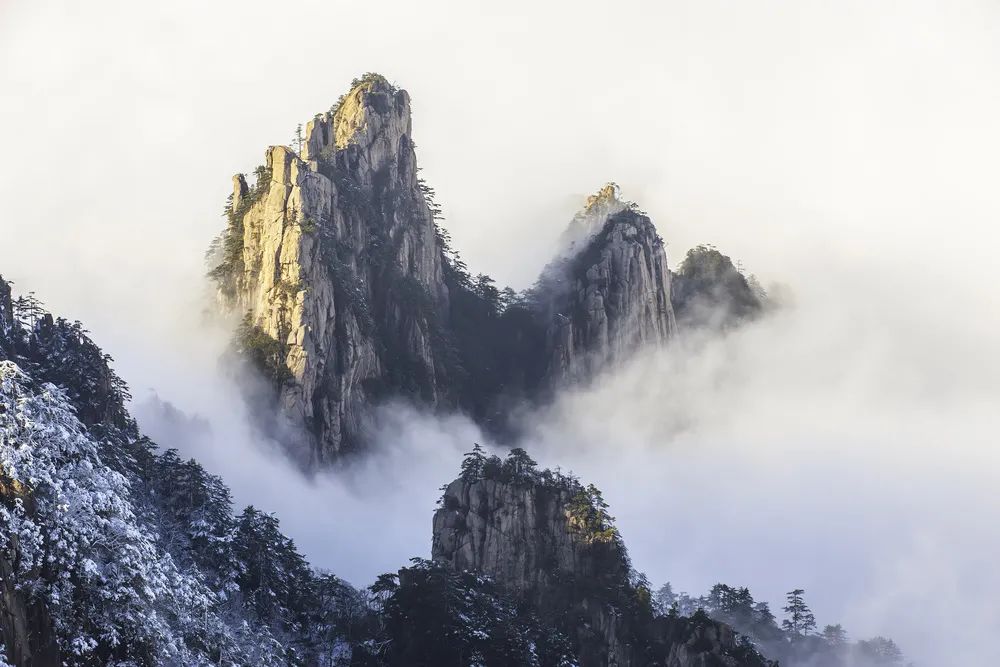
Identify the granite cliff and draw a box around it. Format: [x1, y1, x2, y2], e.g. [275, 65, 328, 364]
[209, 74, 760, 464]
[210, 74, 450, 464]
[432, 448, 773, 667]
[533, 183, 676, 383]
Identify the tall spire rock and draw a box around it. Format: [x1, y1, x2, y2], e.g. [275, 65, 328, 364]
[209, 73, 449, 464]
[534, 185, 677, 383]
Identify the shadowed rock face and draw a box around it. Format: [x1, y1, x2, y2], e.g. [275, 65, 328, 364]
[535, 189, 677, 384]
[432, 470, 773, 667]
[212, 76, 760, 464]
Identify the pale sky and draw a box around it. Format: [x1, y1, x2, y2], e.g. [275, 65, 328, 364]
[3, 2, 1000, 663]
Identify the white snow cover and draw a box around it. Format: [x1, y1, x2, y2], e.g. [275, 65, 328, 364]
[0, 360, 287, 665]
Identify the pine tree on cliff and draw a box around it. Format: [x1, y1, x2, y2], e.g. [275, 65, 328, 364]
[502, 447, 538, 481]
[460, 443, 487, 481]
[781, 589, 817, 637]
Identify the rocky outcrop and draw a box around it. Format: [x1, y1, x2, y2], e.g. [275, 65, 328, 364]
[211, 74, 450, 464]
[211, 75, 763, 464]
[433, 475, 631, 605]
[670, 246, 763, 330]
[535, 184, 677, 383]
[432, 458, 773, 667]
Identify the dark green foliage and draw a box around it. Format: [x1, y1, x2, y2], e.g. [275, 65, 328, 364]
[567, 483, 618, 544]
[459, 443, 487, 481]
[671, 244, 763, 328]
[500, 447, 537, 482]
[436, 220, 548, 431]
[235, 314, 292, 387]
[782, 588, 817, 637]
[422, 178, 550, 428]
[310, 573, 377, 664]
[360, 558, 576, 667]
[233, 507, 315, 636]
[6, 294, 133, 434]
[208, 164, 272, 297]
[150, 449, 236, 581]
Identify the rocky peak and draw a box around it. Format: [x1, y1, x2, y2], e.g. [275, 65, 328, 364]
[432, 449, 773, 667]
[209, 77, 759, 465]
[556, 182, 628, 259]
[302, 74, 417, 192]
[537, 188, 677, 383]
[209, 73, 448, 464]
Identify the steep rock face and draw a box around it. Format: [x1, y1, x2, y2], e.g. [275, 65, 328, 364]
[212, 76, 766, 465]
[433, 465, 770, 667]
[212, 79, 682, 463]
[433, 477, 630, 603]
[536, 186, 677, 383]
[213, 75, 449, 463]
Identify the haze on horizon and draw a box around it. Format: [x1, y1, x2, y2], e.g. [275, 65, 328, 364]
[2, 1, 999, 665]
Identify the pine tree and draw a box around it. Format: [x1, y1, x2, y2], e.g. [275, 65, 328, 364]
[781, 589, 817, 637]
[233, 506, 313, 636]
[502, 447, 537, 481]
[460, 443, 487, 482]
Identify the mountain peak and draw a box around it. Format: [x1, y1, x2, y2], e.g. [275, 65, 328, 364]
[432, 449, 773, 666]
[556, 182, 629, 260]
[584, 181, 622, 210]
[302, 73, 410, 162]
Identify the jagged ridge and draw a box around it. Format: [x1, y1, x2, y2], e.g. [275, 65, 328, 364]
[209, 74, 762, 465]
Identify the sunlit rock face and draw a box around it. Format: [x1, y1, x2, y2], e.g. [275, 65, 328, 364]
[211, 75, 763, 465]
[212, 74, 449, 464]
[432, 468, 772, 667]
